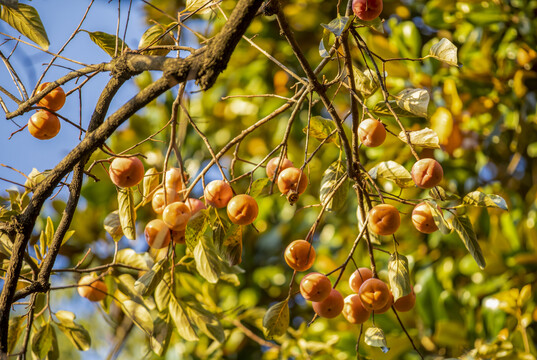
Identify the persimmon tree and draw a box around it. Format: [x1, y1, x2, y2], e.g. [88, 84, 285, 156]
[1, 0, 536, 359]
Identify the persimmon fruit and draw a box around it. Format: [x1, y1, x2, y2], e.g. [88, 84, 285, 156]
[144, 219, 172, 249]
[358, 278, 391, 311]
[226, 194, 258, 225]
[277, 167, 308, 195]
[394, 288, 416, 312]
[204, 180, 233, 208]
[369, 204, 400, 236]
[352, 0, 383, 21]
[37, 82, 66, 111]
[28, 110, 61, 140]
[411, 158, 443, 189]
[284, 240, 316, 271]
[109, 157, 145, 188]
[162, 201, 191, 231]
[412, 202, 439, 234]
[266, 157, 294, 180]
[312, 289, 344, 318]
[349, 267, 373, 293]
[342, 294, 370, 324]
[77, 275, 108, 302]
[300, 272, 332, 302]
[358, 118, 386, 147]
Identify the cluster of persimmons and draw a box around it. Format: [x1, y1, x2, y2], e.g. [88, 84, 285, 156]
[28, 83, 65, 140]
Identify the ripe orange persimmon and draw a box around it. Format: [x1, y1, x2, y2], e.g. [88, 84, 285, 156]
[28, 110, 61, 140]
[284, 240, 316, 271]
[342, 294, 370, 324]
[227, 194, 258, 225]
[266, 157, 294, 180]
[162, 202, 191, 231]
[349, 267, 373, 293]
[300, 272, 332, 302]
[37, 82, 66, 111]
[358, 278, 391, 311]
[411, 158, 443, 189]
[151, 188, 177, 214]
[369, 204, 400, 236]
[204, 180, 234, 208]
[277, 167, 308, 195]
[412, 202, 439, 234]
[375, 292, 393, 314]
[77, 275, 108, 302]
[165, 168, 184, 196]
[109, 157, 145, 188]
[352, 0, 383, 21]
[358, 118, 386, 147]
[312, 289, 344, 318]
[394, 288, 416, 312]
[144, 219, 172, 249]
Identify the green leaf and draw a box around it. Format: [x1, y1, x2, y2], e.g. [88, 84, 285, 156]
[319, 160, 348, 212]
[0, 1, 19, 9]
[462, 191, 508, 211]
[428, 38, 458, 67]
[263, 300, 289, 339]
[55, 311, 91, 351]
[185, 0, 218, 14]
[61, 230, 75, 246]
[249, 178, 270, 198]
[83, 30, 128, 57]
[134, 259, 167, 297]
[0, 4, 49, 50]
[395, 88, 430, 118]
[194, 237, 221, 284]
[398, 128, 440, 149]
[187, 303, 225, 343]
[169, 295, 198, 341]
[364, 326, 389, 352]
[319, 28, 334, 58]
[369, 161, 414, 188]
[372, 100, 419, 118]
[103, 210, 123, 242]
[353, 67, 382, 97]
[24, 168, 51, 191]
[320, 16, 351, 37]
[429, 186, 460, 201]
[425, 200, 452, 234]
[305, 116, 339, 146]
[451, 215, 486, 269]
[214, 219, 243, 266]
[117, 187, 136, 240]
[142, 168, 160, 205]
[138, 23, 175, 56]
[150, 315, 173, 356]
[185, 209, 209, 251]
[354, 16, 384, 33]
[388, 252, 411, 301]
[31, 323, 55, 359]
[115, 248, 149, 270]
[154, 275, 171, 313]
[45, 216, 54, 247]
[0, 232, 13, 257]
[121, 300, 154, 336]
[518, 284, 532, 308]
[7, 316, 25, 354]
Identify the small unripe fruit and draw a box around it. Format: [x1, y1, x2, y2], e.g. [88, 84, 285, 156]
[349, 267, 373, 293]
[342, 294, 370, 324]
[412, 202, 438, 234]
[284, 240, 316, 271]
[312, 289, 344, 318]
[352, 0, 383, 21]
[358, 119, 386, 147]
[28, 111, 61, 140]
[277, 167, 308, 195]
[358, 278, 391, 311]
[394, 288, 416, 312]
[369, 204, 400, 236]
[77, 275, 108, 302]
[109, 157, 145, 188]
[227, 194, 258, 225]
[300, 273, 332, 302]
[37, 82, 66, 111]
[162, 202, 191, 231]
[411, 158, 443, 189]
[266, 157, 294, 180]
[185, 198, 206, 216]
[145, 219, 172, 249]
[204, 180, 234, 208]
